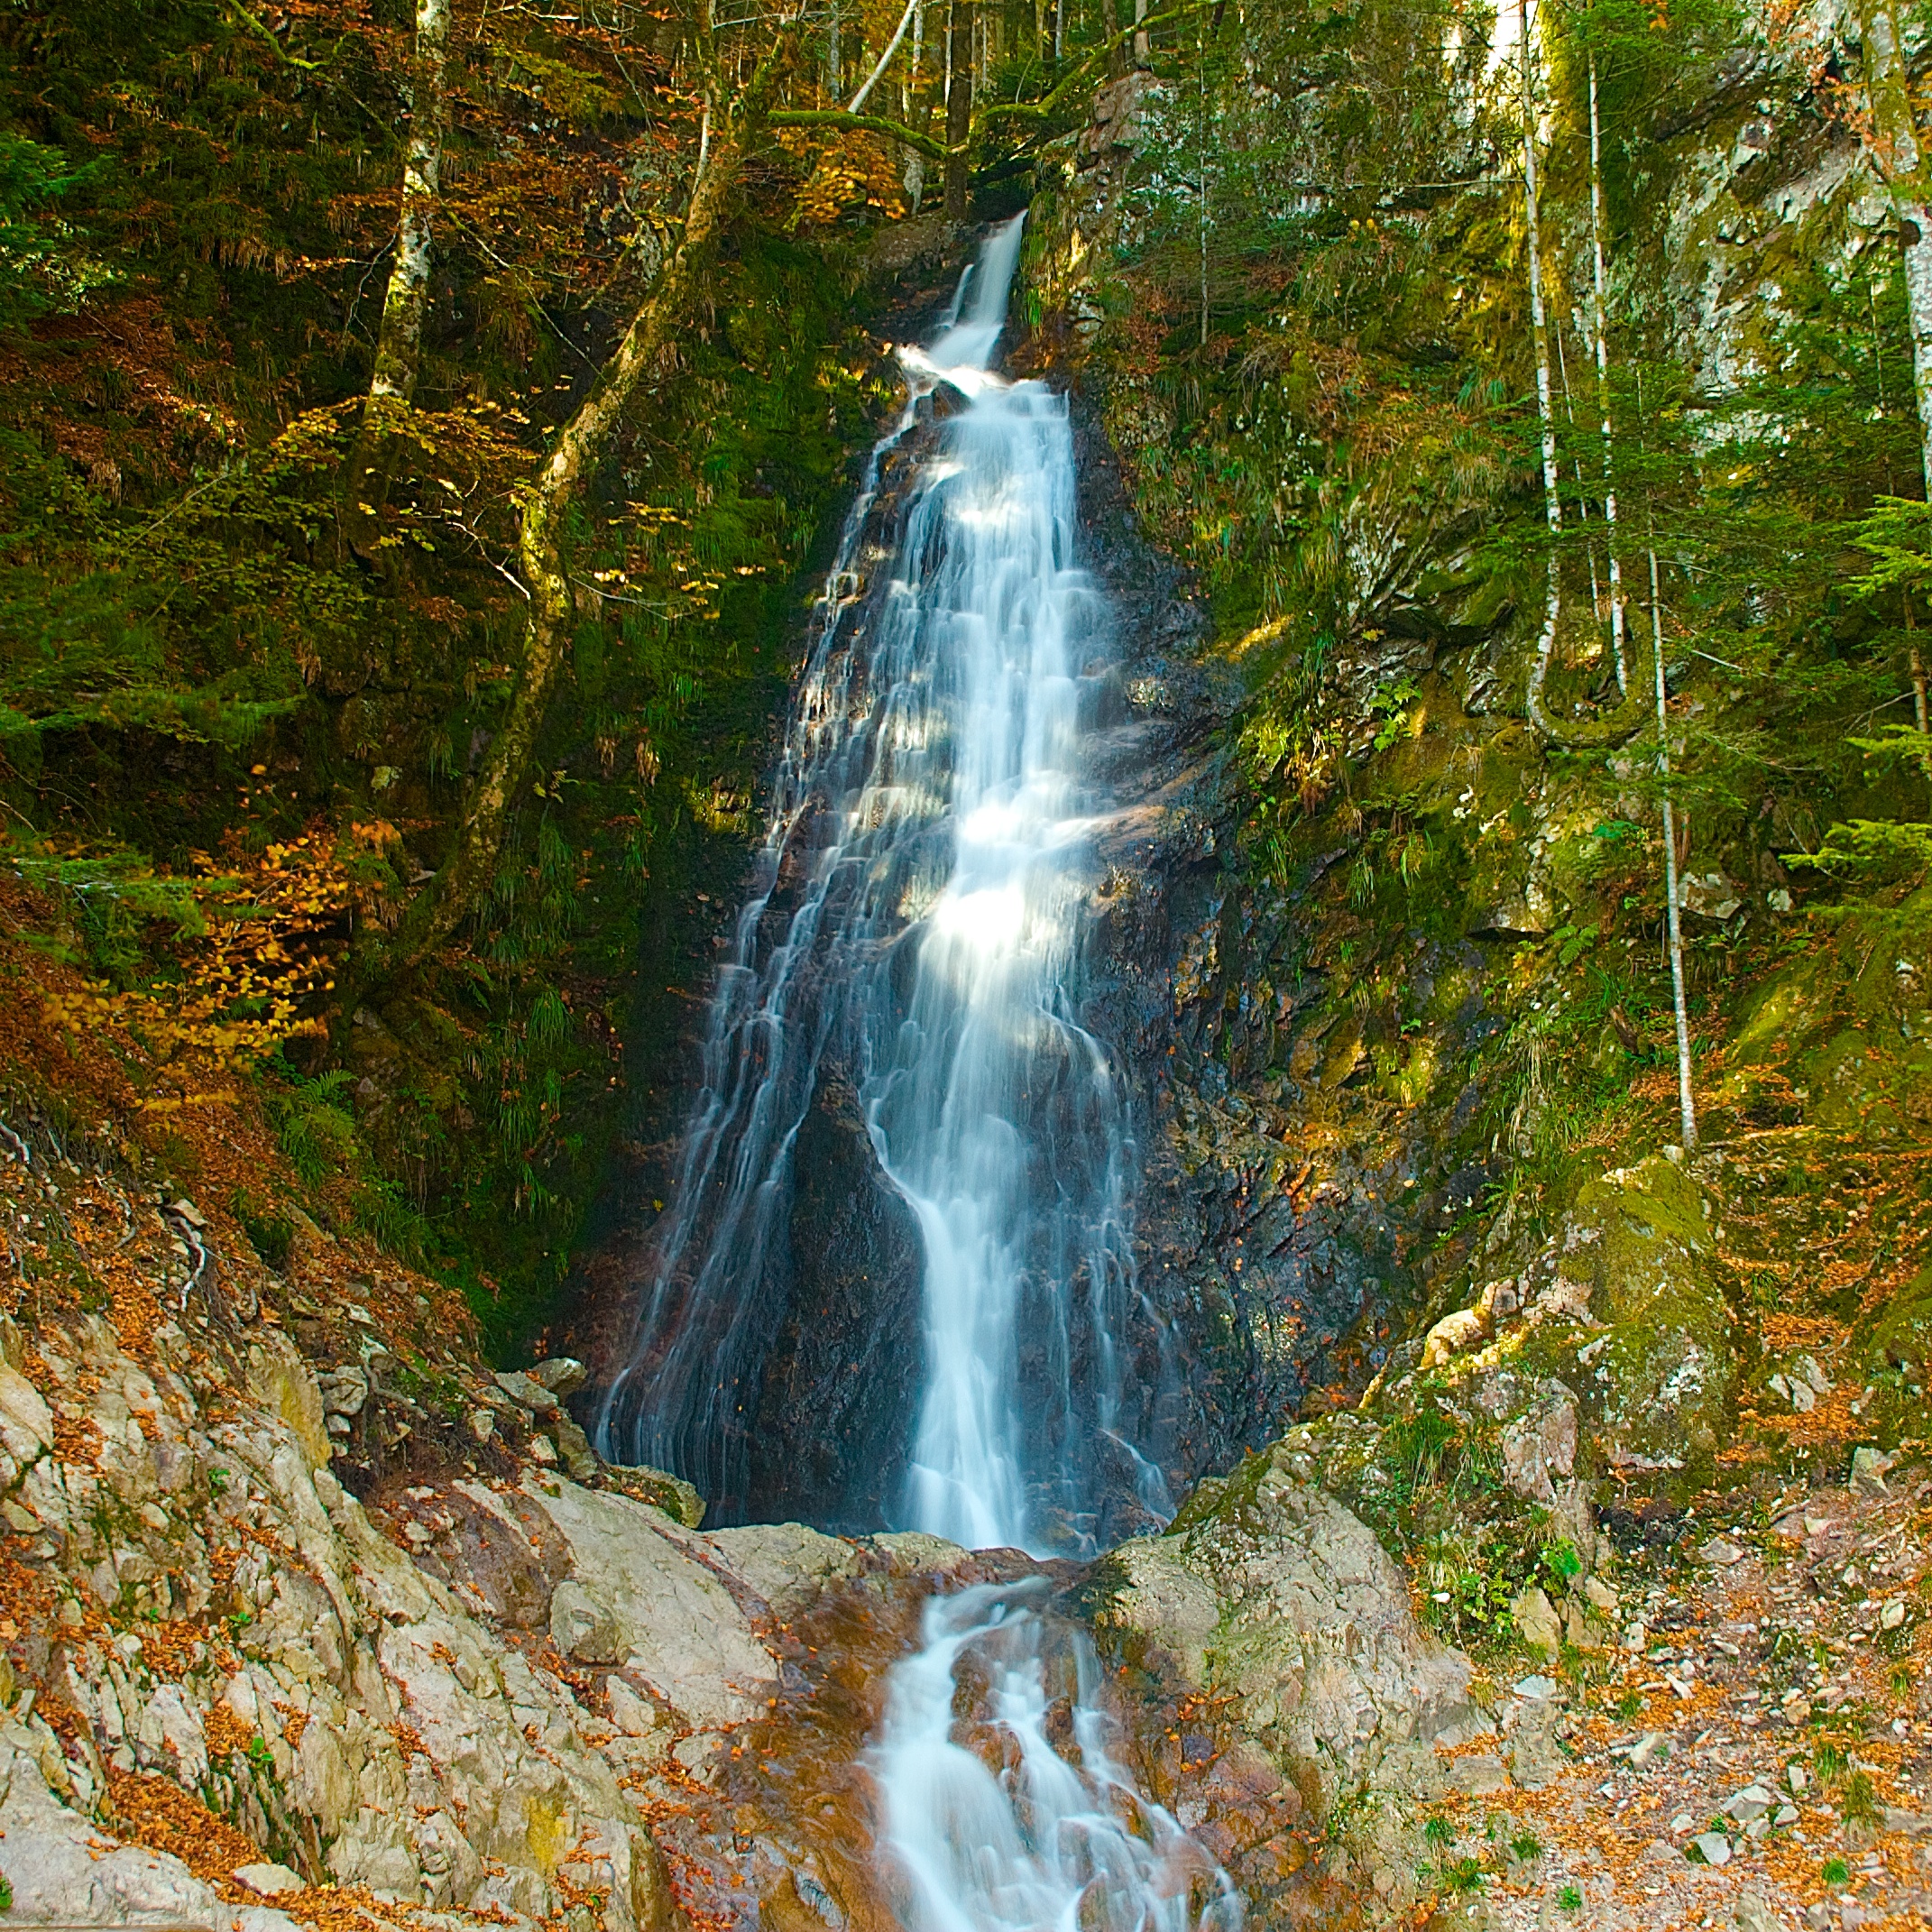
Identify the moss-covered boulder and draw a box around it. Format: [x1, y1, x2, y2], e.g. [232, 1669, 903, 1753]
[1721, 896, 1932, 1137]
[1096, 1439, 1485, 1828]
[1513, 1154, 1733, 1493]
[1851, 1260, 1932, 1451]
[1863, 1260, 1932, 1382]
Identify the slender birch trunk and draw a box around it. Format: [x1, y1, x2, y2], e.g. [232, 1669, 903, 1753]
[389, 28, 798, 971]
[944, 0, 974, 216]
[368, 0, 451, 411]
[347, 0, 449, 547]
[1857, 0, 1932, 489]
[1519, 0, 1565, 739]
[849, 0, 918, 109]
[1587, 49, 1629, 693]
[1554, 317, 1604, 632]
[1649, 543, 1697, 1150]
[906, 0, 927, 202]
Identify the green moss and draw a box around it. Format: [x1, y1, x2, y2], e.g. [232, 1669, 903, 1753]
[1502, 1158, 1731, 1493]
[1854, 1261, 1932, 1452]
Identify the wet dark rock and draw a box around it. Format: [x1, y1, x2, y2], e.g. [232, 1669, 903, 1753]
[565, 326, 1522, 1539]
[1064, 382, 1444, 1483]
[741, 1067, 924, 1532]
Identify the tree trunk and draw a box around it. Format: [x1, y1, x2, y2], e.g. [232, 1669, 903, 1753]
[1587, 50, 1628, 694]
[1649, 544, 1697, 1151]
[1518, 0, 1565, 741]
[369, 0, 450, 412]
[345, 0, 449, 561]
[1552, 315, 1601, 637]
[388, 31, 797, 972]
[1197, 16, 1209, 345]
[1858, 0, 1932, 488]
[1133, 0, 1149, 63]
[849, 0, 918, 110]
[944, 0, 974, 216]
[1099, 0, 1124, 78]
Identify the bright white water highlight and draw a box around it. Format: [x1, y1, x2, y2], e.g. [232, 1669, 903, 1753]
[597, 216, 1173, 1553]
[875, 1583, 1241, 1932]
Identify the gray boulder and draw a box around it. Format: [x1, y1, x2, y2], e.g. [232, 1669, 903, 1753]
[0, 1734, 299, 1932]
[1100, 1440, 1484, 1820]
[523, 1476, 778, 1728]
[550, 1578, 624, 1664]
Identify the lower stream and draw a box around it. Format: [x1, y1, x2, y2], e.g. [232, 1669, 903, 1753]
[877, 1584, 1241, 1932]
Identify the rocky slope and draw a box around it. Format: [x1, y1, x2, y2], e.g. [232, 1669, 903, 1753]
[0, 912, 1479, 1932]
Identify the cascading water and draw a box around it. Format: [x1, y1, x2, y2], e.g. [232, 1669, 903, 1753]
[594, 221, 1235, 1932]
[596, 214, 1173, 1553]
[874, 1582, 1242, 1932]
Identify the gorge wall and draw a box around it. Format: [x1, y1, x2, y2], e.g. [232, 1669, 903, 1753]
[4, 0, 1932, 1923]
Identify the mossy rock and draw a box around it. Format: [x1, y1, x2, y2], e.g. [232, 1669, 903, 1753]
[1723, 903, 1932, 1135]
[603, 1461, 706, 1527]
[1798, 1028, 1930, 1138]
[1104, 1441, 1483, 1823]
[1864, 1261, 1932, 1380]
[1726, 950, 1840, 1072]
[1453, 737, 1550, 935]
[1513, 1155, 1731, 1495]
[1852, 1261, 1932, 1449]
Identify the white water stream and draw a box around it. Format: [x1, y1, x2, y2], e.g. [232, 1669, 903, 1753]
[875, 1583, 1242, 1932]
[871, 219, 1161, 1551]
[598, 215, 1173, 1554]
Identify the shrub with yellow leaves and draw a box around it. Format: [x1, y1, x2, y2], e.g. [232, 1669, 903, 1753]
[780, 130, 907, 228]
[23, 827, 357, 1084]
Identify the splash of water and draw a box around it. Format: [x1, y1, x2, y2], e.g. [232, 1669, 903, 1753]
[596, 215, 1172, 1552]
[874, 1582, 1242, 1932]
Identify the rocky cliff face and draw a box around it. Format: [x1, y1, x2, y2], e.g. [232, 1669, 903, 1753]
[1004, 0, 1932, 1475]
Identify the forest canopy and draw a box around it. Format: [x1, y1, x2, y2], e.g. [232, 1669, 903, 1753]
[3, 0, 1927, 1349]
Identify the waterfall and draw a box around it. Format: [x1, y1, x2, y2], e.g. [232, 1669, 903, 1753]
[874, 1582, 1242, 1932]
[596, 215, 1172, 1554]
